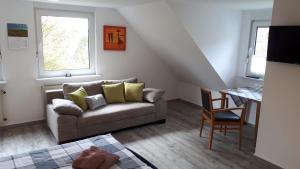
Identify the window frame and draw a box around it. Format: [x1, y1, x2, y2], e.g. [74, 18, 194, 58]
[35, 9, 96, 78]
[246, 20, 271, 78]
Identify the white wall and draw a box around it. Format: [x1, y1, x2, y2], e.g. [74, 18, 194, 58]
[119, 1, 226, 90]
[0, 0, 177, 126]
[168, 1, 242, 87]
[255, 0, 300, 168]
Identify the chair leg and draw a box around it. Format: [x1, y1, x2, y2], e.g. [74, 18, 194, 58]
[208, 125, 215, 150]
[224, 125, 227, 136]
[239, 124, 243, 150]
[199, 115, 205, 137]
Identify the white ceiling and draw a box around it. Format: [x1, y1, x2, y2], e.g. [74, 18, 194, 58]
[166, 0, 274, 10]
[23, 0, 160, 8]
[22, 0, 273, 9]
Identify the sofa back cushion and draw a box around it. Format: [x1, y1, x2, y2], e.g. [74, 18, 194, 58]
[63, 81, 103, 100]
[103, 77, 138, 85]
[102, 83, 126, 104]
[124, 82, 145, 102]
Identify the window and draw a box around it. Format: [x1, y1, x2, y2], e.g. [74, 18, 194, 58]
[246, 21, 271, 78]
[36, 9, 95, 78]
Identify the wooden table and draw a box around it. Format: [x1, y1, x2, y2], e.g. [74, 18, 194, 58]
[219, 87, 262, 145]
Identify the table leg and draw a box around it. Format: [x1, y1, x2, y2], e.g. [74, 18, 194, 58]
[254, 102, 261, 145]
[220, 93, 226, 109]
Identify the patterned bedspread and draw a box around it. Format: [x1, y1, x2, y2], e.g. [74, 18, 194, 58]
[0, 134, 152, 169]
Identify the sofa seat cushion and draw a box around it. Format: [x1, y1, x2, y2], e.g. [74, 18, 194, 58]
[78, 102, 155, 128]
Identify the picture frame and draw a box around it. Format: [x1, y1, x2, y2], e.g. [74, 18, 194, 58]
[103, 25, 126, 51]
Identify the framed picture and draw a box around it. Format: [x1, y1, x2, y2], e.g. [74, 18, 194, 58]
[7, 23, 28, 50]
[103, 25, 126, 51]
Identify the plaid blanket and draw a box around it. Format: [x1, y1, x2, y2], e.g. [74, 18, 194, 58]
[0, 134, 152, 169]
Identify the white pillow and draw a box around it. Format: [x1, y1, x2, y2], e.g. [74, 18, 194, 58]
[85, 94, 107, 110]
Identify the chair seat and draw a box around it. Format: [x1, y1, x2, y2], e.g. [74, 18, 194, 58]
[214, 111, 241, 121]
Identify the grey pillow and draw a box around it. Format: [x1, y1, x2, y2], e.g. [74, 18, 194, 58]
[63, 80, 104, 100]
[85, 94, 107, 110]
[52, 99, 83, 116]
[143, 88, 165, 103]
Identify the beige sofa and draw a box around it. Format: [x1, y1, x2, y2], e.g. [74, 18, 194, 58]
[45, 78, 167, 143]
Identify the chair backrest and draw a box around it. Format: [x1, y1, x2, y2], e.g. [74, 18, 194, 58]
[201, 88, 212, 111]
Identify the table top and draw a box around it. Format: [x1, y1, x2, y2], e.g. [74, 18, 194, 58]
[220, 87, 262, 102]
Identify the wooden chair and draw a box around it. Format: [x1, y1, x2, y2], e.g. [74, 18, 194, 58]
[199, 88, 246, 150]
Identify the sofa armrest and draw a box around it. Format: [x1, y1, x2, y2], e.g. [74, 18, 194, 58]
[47, 104, 77, 143]
[154, 98, 167, 120]
[45, 89, 64, 104]
[143, 88, 165, 103]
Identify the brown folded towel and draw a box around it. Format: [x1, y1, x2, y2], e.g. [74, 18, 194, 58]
[73, 147, 105, 169]
[98, 150, 120, 169]
[73, 146, 120, 169]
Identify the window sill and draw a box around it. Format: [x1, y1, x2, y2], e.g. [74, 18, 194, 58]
[241, 76, 264, 82]
[0, 81, 7, 84]
[36, 74, 102, 85]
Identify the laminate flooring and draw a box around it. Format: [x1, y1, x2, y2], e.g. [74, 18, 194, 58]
[0, 100, 281, 169]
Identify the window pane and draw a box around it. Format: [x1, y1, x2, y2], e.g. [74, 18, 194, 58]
[41, 16, 89, 71]
[250, 55, 267, 75]
[250, 27, 269, 76]
[254, 27, 269, 57]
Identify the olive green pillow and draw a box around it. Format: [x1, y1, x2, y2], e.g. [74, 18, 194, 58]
[124, 82, 145, 102]
[68, 86, 88, 111]
[102, 83, 125, 103]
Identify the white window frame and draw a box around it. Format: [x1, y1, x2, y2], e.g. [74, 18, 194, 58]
[0, 44, 3, 81]
[246, 20, 271, 78]
[35, 9, 96, 78]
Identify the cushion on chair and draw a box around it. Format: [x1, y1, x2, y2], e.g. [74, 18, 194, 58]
[214, 111, 240, 121]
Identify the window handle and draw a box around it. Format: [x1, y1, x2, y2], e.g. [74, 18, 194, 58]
[246, 48, 254, 63]
[248, 48, 254, 57]
[65, 73, 72, 77]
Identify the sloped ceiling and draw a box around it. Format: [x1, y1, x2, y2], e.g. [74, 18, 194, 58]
[167, 0, 244, 87]
[166, 0, 273, 10]
[22, 0, 273, 9]
[119, 1, 226, 89]
[23, 0, 160, 8]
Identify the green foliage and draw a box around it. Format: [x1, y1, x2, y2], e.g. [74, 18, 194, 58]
[41, 16, 89, 71]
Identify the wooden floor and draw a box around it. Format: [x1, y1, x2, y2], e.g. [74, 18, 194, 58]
[0, 100, 281, 169]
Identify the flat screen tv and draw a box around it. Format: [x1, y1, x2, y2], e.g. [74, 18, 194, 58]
[267, 26, 300, 64]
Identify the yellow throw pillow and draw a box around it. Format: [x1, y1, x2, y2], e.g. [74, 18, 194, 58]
[102, 83, 125, 103]
[68, 86, 88, 111]
[124, 82, 145, 102]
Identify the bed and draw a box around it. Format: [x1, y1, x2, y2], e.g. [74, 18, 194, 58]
[0, 134, 157, 169]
